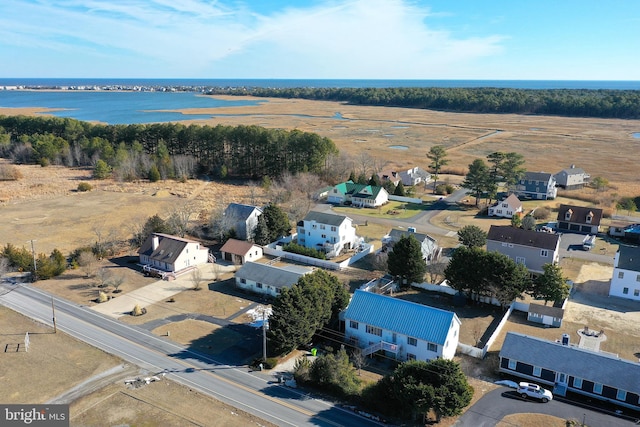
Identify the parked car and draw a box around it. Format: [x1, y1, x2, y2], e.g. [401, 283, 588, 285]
[517, 382, 553, 402]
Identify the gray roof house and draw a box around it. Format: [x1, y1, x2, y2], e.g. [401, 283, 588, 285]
[223, 203, 263, 241]
[516, 171, 557, 200]
[554, 165, 590, 190]
[499, 332, 640, 410]
[556, 204, 603, 235]
[138, 233, 210, 275]
[382, 228, 439, 263]
[235, 262, 312, 297]
[219, 238, 263, 265]
[527, 303, 565, 328]
[609, 245, 640, 301]
[487, 225, 560, 274]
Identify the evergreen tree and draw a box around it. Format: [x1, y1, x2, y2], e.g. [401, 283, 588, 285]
[521, 215, 536, 230]
[262, 203, 291, 241]
[461, 158, 492, 206]
[393, 180, 406, 196]
[347, 171, 357, 182]
[382, 180, 396, 194]
[530, 263, 570, 304]
[387, 234, 427, 286]
[368, 174, 381, 186]
[252, 214, 271, 245]
[356, 173, 368, 185]
[93, 159, 111, 179]
[148, 164, 161, 182]
[457, 225, 487, 248]
[427, 145, 449, 194]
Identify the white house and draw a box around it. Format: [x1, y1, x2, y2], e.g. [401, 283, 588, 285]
[223, 203, 263, 241]
[296, 211, 358, 258]
[609, 245, 640, 301]
[379, 167, 431, 187]
[488, 194, 523, 218]
[138, 233, 210, 274]
[235, 262, 313, 297]
[327, 181, 389, 207]
[219, 238, 263, 265]
[554, 165, 590, 190]
[382, 228, 439, 263]
[343, 290, 461, 362]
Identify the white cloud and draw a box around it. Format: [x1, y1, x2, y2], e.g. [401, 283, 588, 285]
[0, 0, 505, 78]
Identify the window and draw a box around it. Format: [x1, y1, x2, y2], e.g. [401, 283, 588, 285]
[508, 359, 516, 370]
[586, 214, 592, 224]
[320, 225, 325, 230]
[540, 249, 549, 257]
[240, 278, 246, 284]
[623, 287, 629, 294]
[312, 224, 317, 229]
[321, 234, 327, 239]
[533, 366, 541, 377]
[366, 325, 382, 336]
[637, 274, 640, 282]
[502, 242, 508, 247]
[256, 283, 263, 289]
[407, 337, 417, 346]
[573, 377, 582, 389]
[617, 389, 627, 401]
[593, 383, 603, 394]
[427, 342, 437, 352]
[508, 243, 514, 248]
[349, 320, 359, 330]
[406, 353, 416, 361]
[331, 226, 337, 232]
[619, 271, 625, 279]
[635, 289, 640, 297]
[276, 288, 281, 294]
[515, 257, 526, 265]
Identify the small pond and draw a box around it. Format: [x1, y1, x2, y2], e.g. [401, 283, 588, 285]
[389, 145, 409, 150]
[632, 132, 640, 139]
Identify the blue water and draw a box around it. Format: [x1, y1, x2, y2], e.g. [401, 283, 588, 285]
[0, 90, 263, 124]
[2, 78, 640, 90]
[1, 78, 639, 125]
[633, 132, 640, 139]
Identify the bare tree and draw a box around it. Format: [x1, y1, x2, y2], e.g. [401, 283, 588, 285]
[78, 251, 99, 278]
[356, 152, 375, 178]
[111, 274, 125, 293]
[0, 257, 10, 277]
[167, 201, 197, 237]
[173, 155, 197, 180]
[351, 349, 367, 376]
[323, 152, 353, 183]
[425, 261, 447, 284]
[95, 267, 113, 288]
[210, 262, 222, 282]
[191, 268, 204, 291]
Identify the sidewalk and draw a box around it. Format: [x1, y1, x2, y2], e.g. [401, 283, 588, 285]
[91, 263, 237, 318]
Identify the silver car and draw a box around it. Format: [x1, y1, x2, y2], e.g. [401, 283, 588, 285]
[516, 382, 553, 402]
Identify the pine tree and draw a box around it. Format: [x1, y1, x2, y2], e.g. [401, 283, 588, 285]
[393, 180, 406, 196]
[387, 234, 427, 286]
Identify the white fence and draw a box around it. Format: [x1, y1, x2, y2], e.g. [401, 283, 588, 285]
[264, 237, 374, 270]
[388, 195, 424, 204]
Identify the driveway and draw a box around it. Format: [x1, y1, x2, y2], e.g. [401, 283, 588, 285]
[455, 386, 639, 427]
[558, 232, 615, 265]
[91, 263, 236, 318]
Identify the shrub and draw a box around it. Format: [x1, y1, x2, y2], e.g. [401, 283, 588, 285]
[435, 184, 448, 195]
[98, 291, 108, 303]
[77, 182, 93, 192]
[0, 164, 22, 180]
[283, 242, 326, 260]
[532, 206, 550, 220]
[131, 304, 146, 316]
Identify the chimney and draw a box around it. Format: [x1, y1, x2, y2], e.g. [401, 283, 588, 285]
[561, 333, 570, 346]
[152, 235, 159, 251]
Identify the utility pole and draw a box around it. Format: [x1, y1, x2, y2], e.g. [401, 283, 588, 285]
[51, 298, 57, 333]
[262, 308, 267, 362]
[28, 239, 37, 282]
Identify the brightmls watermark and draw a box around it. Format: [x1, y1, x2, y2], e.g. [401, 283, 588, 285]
[1, 405, 68, 426]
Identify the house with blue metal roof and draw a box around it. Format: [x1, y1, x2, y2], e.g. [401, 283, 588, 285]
[343, 290, 461, 361]
[499, 332, 640, 411]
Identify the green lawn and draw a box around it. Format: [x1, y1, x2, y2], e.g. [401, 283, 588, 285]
[332, 201, 432, 219]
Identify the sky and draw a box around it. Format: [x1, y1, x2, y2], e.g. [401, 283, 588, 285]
[1, 0, 639, 80]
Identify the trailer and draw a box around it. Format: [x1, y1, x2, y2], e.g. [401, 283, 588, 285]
[582, 234, 596, 251]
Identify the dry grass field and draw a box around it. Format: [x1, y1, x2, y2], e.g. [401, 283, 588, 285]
[1, 99, 639, 425]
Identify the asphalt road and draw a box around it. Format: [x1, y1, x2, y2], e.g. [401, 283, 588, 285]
[0, 282, 384, 427]
[455, 387, 639, 427]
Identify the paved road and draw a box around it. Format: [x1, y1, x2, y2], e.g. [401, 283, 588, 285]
[0, 282, 384, 427]
[455, 387, 639, 427]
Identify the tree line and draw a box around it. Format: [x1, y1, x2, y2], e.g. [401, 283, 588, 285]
[205, 86, 640, 119]
[0, 115, 337, 179]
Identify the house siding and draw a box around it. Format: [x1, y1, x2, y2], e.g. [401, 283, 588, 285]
[486, 241, 555, 274]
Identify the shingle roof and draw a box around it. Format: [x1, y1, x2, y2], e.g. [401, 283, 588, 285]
[220, 238, 259, 256]
[224, 203, 262, 221]
[487, 225, 559, 250]
[500, 332, 640, 393]
[303, 211, 350, 227]
[556, 204, 603, 226]
[138, 233, 194, 264]
[559, 167, 586, 175]
[388, 229, 434, 244]
[616, 245, 640, 272]
[235, 262, 312, 289]
[528, 303, 564, 319]
[522, 171, 553, 182]
[343, 290, 459, 345]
